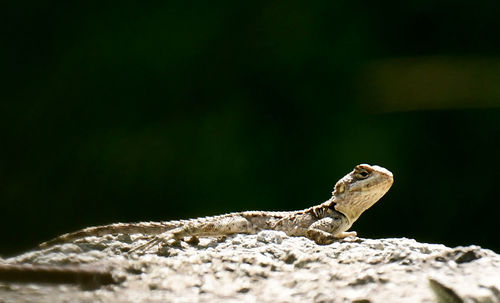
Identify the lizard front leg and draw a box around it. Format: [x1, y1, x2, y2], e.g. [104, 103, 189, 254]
[305, 215, 353, 245]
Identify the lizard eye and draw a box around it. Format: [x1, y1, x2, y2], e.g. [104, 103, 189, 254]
[355, 169, 370, 180]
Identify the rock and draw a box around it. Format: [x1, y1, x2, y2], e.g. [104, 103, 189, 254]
[0, 232, 499, 303]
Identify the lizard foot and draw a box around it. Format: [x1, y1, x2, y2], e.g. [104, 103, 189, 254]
[306, 229, 336, 245]
[334, 231, 357, 239]
[332, 231, 358, 243]
[314, 237, 335, 245]
[185, 236, 199, 245]
[128, 238, 161, 254]
[129, 232, 177, 254]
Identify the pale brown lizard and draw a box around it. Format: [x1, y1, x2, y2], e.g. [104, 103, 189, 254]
[39, 164, 393, 252]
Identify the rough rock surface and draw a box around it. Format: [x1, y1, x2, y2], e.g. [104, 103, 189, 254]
[1, 232, 499, 303]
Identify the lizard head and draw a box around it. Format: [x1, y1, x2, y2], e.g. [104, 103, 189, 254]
[330, 164, 393, 224]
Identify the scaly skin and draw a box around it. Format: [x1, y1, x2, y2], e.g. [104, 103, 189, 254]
[39, 164, 393, 251]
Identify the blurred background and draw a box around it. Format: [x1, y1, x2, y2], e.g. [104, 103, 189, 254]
[1, 1, 499, 256]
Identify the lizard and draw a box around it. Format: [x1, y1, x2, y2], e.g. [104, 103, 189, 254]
[39, 164, 393, 252]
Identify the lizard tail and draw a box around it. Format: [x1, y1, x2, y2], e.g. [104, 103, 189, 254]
[39, 221, 177, 248]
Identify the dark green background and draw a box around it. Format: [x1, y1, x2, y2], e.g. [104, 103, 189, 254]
[2, 1, 500, 256]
